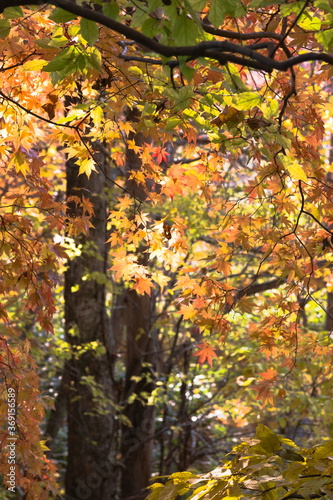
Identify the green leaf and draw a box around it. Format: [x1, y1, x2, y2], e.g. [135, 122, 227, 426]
[49, 8, 77, 23]
[43, 47, 77, 72]
[183, 0, 206, 29]
[47, 25, 69, 47]
[315, 29, 333, 50]
[187, 0, 207, 9]
[280, 1, 306, 17]
[261, 98, 279, 118]
[276, 449, 304, 461]
[298, 12, 321, 30]
[227, 0, 247, 17]
[34, 38, 52, 49]
[250, 0, 281, 6]
[275, 133, 291, 150]
[164, 118, 182, 131]
[173, 13, 199, 45]
[3, 6, 23, 19]
[142, 18, 159, 38]
[77, 54, 86, 72]
[256, 424, 281, 453]
[148, 0, 162, 11]
[315, 0, 333, 13]
[179, 57, 195, 82]
[232, 92, 261, 110]
[209, 0, 245, 26]
[102, 2, 119, 19]
[86, 48, 102, 71]
[68, 25, 80, 37]
[173, 86, 194, 112]
[0, 19, 11, 39]
[209, 0, 226, 28]
[80, 18, 99, 46]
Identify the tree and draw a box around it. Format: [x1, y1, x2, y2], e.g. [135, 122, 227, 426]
[1, 0, 333, 499]
[64, 155, 116, 497]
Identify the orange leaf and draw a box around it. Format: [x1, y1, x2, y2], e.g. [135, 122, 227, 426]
[253, 380, 275, 405]
[193, 342, 218, 366]
[259, 368, 278, 381]
[133, 276, 154, 295]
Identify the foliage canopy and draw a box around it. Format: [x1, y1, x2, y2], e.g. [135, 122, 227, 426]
[1, 0, 333, 498]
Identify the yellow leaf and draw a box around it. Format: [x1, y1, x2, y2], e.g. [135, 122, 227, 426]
[128, 66, 143, 76]
[22, 59, 48, 71]
[78, 158, 97, 178]
[152, 272, 170, 291]
[8, 149, 29, 176]
[90, 106, 104, 127]
[280, 154, 307, 182]
[180, 303, 197, 320]
[121, 121, 135, 135]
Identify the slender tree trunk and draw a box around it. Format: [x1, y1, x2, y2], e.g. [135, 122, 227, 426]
[325, 148, 333, 331]
[64, 157, 116, 500]
[45, 370, 67, 457]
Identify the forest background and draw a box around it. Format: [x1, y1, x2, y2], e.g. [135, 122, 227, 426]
[1, 0, 333, 499]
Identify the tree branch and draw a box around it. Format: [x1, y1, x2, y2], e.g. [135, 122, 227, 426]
[1, 0, 333, 73]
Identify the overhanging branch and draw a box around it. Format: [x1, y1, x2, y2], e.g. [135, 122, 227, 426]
[1, 0, 333, 72]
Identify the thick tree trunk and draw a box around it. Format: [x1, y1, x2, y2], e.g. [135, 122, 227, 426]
[119, 290, 156, 500]
[119, 107, 158, 499]
[64, 159, 116, 500]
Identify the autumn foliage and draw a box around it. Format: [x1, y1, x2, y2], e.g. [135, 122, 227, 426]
[1, 0, 333, 498]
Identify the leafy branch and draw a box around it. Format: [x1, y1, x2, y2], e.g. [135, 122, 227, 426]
[1, 0, 333, 72]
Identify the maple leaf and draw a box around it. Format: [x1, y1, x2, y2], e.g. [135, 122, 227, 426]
[78, 158, 97, 178]
[8, 149, 30, 176]
[259, 368, 278, 381]
[180, 303, 197, 321]
[81, 196, 94, 216]
[253, 380, 275, 406]
[109, 250, 137, 280]
[120, 121, 135, 135]
[133, 276, 154, 295]
[115, 195, 133, 210]
[151, 146, 170, 165]
[193, 342, 218, 366]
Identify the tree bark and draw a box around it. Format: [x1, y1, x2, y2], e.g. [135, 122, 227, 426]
[119, 290, 157, 500]
[118, 107, 158, 500]
[64, 157, 116, 500]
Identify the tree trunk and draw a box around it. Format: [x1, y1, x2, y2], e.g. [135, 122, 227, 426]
[325, 151, 333, 331]
[119, 107, 158, 499]
[64, 158, 116, 500]
[119, 290, 157, 500]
